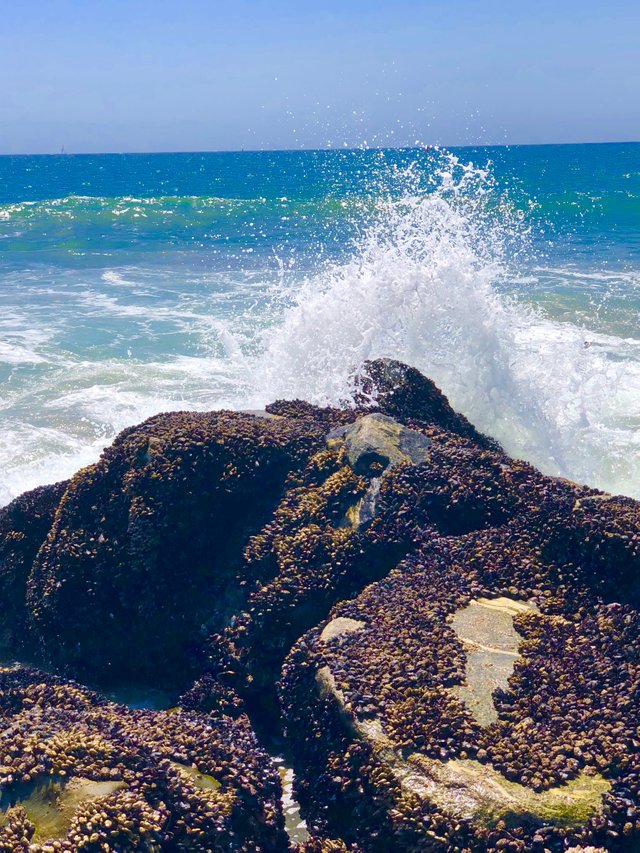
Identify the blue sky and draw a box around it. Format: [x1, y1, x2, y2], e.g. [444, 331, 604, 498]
[1, 0, 639, 153]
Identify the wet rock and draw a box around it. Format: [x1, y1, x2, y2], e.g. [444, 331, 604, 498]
[195, 437, 411, 713]
[0, 777, 126, 846]
[240, 409, 284, 420]
[281, 493, 640, 851]
[186, 373, 638, 758]
[0, 665, 286, 851]
[449, 596, 539, 727]
[327, 413, 431, 530]
[3, 360, 639, 851]
[0, 482, 67, 653]
[327, 413, 431, 477]
[538, 492, 640, 604]
[355, 357, 500, 449]
[26, 410, 325, 688]
[265, 399, 356, 431]
[319, 618, 366, 644]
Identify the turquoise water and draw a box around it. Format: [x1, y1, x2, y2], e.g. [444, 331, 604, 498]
[1, 144, 639, 502]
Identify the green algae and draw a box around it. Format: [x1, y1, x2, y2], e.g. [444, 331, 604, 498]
[409, 754, 611, 829]
[0, 776, 125, 841]
[170, 761, 221, 791]
[353, 717, 611, 830]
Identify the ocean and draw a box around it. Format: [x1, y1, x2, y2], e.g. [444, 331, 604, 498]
[1, 143, 639, 505]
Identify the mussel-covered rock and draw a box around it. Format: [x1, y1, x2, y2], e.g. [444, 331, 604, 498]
[0, 666, 286, 851]
[4, 358, 639, 851]
[192, 403, 536, 715]
[26, 411, 325, 687]
[280, 474, 640, 851]
[3, 359, 502, 692]
[198, 410, 447, 710]
[352, 357, 499, 449]
[0, 482, 67, 653]
[296, 837, 363, 852]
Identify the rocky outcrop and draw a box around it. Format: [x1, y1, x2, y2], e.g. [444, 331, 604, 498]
[352, 357, 499, 449]
[0, 665, 286, 851]
[0, 359, 638, 851]
[0, 482, 67, 653]
[26, 411, 325, 687]
[280, 488, 640, 850]
[327, 413, 432, 476]
[196, 409, 445, 713]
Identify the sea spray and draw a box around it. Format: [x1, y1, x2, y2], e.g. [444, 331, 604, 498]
[257, 151, 640, 496]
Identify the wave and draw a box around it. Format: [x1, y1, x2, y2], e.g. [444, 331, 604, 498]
[256, 152, 640, 497]
[0, 353, 251, 508]
[0, 194, 353, 226]
[1, 150, 639, 505]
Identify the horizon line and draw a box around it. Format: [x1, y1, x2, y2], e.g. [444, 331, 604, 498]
[1, 140, 639, 158]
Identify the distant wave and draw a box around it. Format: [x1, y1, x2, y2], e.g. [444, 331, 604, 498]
[0, 194, 357, 224]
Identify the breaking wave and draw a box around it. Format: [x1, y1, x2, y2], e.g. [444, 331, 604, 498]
[257, 152, 640, 496]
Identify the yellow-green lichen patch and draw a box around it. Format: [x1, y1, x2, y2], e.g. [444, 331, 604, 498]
[407, 754, 610, 829]
[0, 667, 287, 850]
[353, 695, 609, 831]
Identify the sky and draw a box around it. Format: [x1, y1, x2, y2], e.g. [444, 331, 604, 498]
[1, 0, 639, 154]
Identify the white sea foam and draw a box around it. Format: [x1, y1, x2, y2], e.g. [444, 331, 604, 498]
[101, 270, 136, 286]
[0, 352, 250, 505]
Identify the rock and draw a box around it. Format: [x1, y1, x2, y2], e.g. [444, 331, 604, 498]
[3, 360, 640, 851]
[449, 596, 539, 727]
[327, 413, 431, 477]
[211, 405, 495, 705]
[266, 358, 497, 449]
[0, 777, 126, 847]
[319, 618, 365, 644]
[193, 435, 405, 712]
[539, 492, 640, 604]
[354, 358, 500, 449]
[186, 395, 613, 727]
[239, 409, 283, 420]
[281, 462, 640, 850]
[327, 413, 432, 530]
[266, 399, 356, 431]
[26, 410, 325, 688]
[0, 666, 286, 851]
[0, 482, 67, 653]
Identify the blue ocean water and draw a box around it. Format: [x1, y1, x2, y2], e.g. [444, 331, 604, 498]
[1, 144, 639, 503]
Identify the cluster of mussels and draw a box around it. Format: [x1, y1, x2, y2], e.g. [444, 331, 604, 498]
[0, 666, 286, 851]
[25, 410, 326, 688]
[0, 358, 638, 851]
[279, 420, 640, 851]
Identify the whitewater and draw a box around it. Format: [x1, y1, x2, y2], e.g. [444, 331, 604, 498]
[1, 145, 639, 504]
